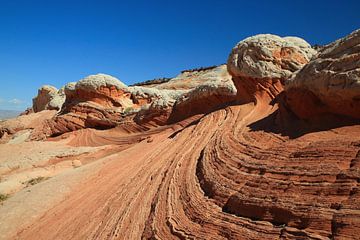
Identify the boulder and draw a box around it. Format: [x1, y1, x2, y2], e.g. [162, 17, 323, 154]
[227, 34, 316, 103]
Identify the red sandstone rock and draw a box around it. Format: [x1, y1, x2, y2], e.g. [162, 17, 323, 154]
[43, 67, 237, 136]
[0, 30, 359, 240]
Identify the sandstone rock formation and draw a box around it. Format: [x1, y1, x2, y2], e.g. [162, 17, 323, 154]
[155, 64, 230, 90]
[45, 74, 134, 136]
[43, 74, 188, 136]
[32, 85, 65, 112]
[285, 29, 360, 119]
[168, 75, 237, 122]
[228, 34, 316, 103]
[0, 30, 359, 240]
[0, 110, 57, 143]
[40, 66, 237, 136]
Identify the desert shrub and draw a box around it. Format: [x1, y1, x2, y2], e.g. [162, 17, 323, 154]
[0, 193, 9, 202]
[23, 176, 49, 187]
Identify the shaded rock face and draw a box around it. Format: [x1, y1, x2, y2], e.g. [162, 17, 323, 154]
[32, 85, 65, 112]
[227, 34, 316, 103]
[285, 29, 360, 119]
[133, 65, 237, 125]
[154, 65, 237, 122]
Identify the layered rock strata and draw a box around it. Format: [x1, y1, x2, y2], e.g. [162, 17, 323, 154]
[1, 30, 359, 240]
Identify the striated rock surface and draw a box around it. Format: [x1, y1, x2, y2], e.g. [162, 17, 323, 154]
[228, 34, 316, 103]
[151, 64, 237, 122]
[1, 30, 359, 240]
[285, 29, 360, 119]
[45, 74, 136, 136]
[32, 85, 65, 112]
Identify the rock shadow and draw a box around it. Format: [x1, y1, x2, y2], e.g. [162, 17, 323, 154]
[248, 95, 360, 139]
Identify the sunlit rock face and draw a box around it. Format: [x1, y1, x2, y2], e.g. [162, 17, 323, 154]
[285, 29, 360, 119]
[1, 31, 360, 240]
[39, 65, 239, 136]
[165, 65, 237, 122]
[227, 34, 316, 103]
[32, 85, 65, 112]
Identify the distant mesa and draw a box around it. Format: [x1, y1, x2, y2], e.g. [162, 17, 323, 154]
[130, 77, 172, 87]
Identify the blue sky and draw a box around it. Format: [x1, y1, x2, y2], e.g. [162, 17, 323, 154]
[0, 0, 359, 110]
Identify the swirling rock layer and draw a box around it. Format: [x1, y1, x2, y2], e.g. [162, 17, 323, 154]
[8, 99, 360, 240]
[1, 31, 359, 240]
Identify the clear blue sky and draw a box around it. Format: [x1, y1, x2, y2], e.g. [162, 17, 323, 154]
[0, 0, 359, 110]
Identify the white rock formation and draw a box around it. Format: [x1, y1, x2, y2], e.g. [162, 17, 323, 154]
[76, 73, 127, 92]
[227, 34, 317, 79]
[32, 85, 65, 112]
[285, 29, 360, 119]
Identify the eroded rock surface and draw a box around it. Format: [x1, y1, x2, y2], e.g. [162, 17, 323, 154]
[285, 29, 360, 119]
[0, 110, 57, 143]
[0, 30, 359, 240]
[41, 66, 237, 136]
[32, 85, 65, 112]
[44, 74, 187, 136]
[228, 34, 316, 103]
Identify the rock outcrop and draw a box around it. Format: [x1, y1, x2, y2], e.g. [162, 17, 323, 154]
[155, 64, 230, 90]
[0, 110, 57, 142]
[45, 74, 136, 136]
[40, 66, 237, 136]
[228, 34, 316, 103]
[1, 30, 360, 240]
[44, 74, 187, 136]
[285, 29, 360, 119]
[32, 85, 65, 112]
[142, 64, 237, 123]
